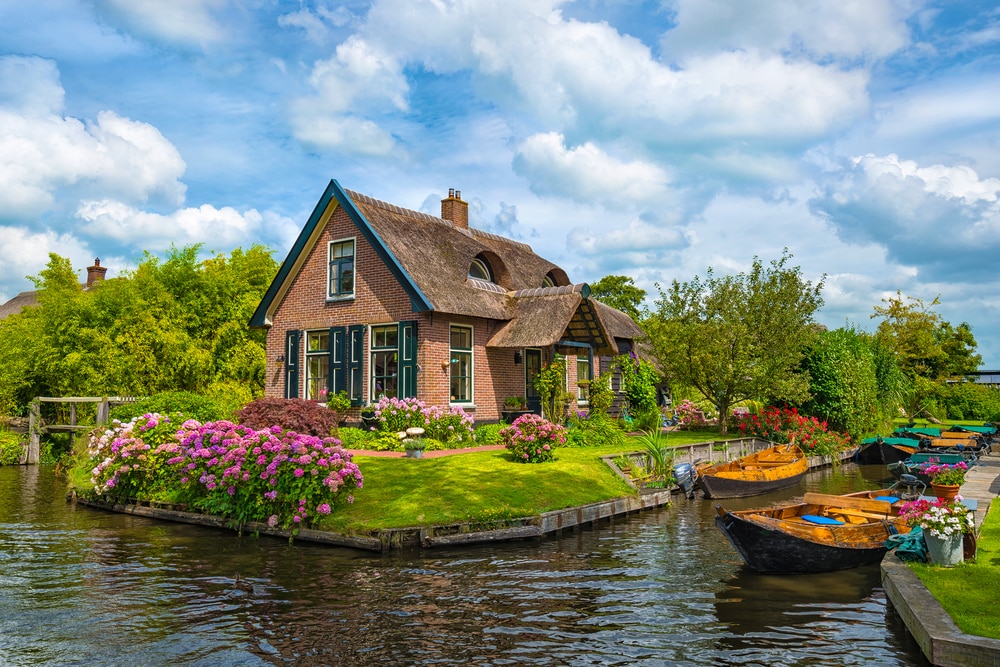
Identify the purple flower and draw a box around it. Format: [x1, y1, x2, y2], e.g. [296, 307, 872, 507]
[267, 515, 278, 527]
[317, 503, 331, 515]
[294, 468, 305, 478]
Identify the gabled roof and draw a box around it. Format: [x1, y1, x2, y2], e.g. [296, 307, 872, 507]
[250, 180, 643, 351]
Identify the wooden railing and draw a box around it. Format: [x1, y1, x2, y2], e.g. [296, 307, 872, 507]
[22, 397, 134, 465]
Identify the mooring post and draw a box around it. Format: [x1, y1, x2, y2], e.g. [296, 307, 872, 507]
[26, 399, 40, 465]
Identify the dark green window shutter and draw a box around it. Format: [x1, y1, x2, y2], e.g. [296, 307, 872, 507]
[347, 325, 365, 406]
[285, 330, 301, 399]
[399, 320, 418, 398]
[330, 326, 346, 394]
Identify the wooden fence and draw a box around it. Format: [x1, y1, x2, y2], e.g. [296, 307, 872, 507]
[21, 396, 134, 465]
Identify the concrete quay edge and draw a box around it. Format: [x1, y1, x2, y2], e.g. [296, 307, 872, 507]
[881, 453, 1000, 666]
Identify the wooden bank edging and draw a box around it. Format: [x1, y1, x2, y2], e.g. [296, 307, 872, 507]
[70, 440, 856, 553]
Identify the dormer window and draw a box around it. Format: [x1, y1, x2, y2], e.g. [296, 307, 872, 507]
[469, 256, 493, 282]
[542, 273, 556, 288]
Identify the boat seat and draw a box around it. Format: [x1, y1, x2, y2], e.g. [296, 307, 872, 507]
[874, 496, 900, 503]
[801, 514, 845, 526]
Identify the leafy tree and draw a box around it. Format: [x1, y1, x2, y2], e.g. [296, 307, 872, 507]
[871, 292, 982, 380]
[801, 327, 880, 439]
[589, 275, 647, 321]
[0, 245, 278, 417]
[646, 252, 824, 434]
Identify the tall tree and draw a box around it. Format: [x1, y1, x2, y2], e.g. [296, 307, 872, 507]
[589, 275, 647, 321]
[646, 252, 824, 434]
[871, 292, 982, 380]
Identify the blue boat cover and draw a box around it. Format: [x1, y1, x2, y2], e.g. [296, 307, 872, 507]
[801, 514, 845, 525]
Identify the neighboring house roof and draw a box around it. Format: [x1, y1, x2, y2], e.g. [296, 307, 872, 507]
[0, 290, 38, 321]
[251, 180, 643, 354]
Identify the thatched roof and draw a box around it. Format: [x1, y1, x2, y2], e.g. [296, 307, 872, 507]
[0, 291, 38, 320]
[250, 180, 642, 352]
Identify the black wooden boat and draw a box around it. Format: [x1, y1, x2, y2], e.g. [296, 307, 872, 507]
[714, 492, 911, 574]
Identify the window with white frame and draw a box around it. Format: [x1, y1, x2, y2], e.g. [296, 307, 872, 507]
[450, 325, 473, 403]
[576, 356, 590, 404]
[370, 324, 399, 399]
[305, 330, 329, 401]
[328, 239, 355, 299]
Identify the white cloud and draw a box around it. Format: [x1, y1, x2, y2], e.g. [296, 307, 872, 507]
[659, 0, 910, 61]
[95, 0, 230, 48]
[75, 199, 266, 251]
[0, 226, 92, 301]
[513, 132, 673, 207]
[0, 56, 186, 220]
[810, 154, 1000, 280]
[290, 35, 407, 154]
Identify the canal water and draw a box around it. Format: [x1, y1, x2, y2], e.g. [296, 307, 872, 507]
[1, 463, 929, 666]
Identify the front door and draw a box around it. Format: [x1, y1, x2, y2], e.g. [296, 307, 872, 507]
[525, 348, 542, 414]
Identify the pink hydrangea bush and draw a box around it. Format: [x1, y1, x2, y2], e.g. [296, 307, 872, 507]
[372, 396, 475, 444]
[87, 413, 363, 532]
[500, 413, 566, 463]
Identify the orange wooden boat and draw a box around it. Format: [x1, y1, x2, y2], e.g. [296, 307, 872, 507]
[698, 444, 807, 499]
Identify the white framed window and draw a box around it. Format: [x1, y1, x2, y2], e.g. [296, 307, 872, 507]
[328, 238, 355, 299]
[450, 325, 473, 403]
[305, 330, 330, 401]
[370, 324, 399, 400]
[577, 356, 590, 404]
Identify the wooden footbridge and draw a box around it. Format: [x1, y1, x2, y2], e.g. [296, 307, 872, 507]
[20, 396, 132, 464]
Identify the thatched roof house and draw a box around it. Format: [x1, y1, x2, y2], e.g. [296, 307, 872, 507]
[251, 180, 643, 420]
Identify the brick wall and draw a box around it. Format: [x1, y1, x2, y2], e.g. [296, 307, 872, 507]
[263, 202, 551, 422]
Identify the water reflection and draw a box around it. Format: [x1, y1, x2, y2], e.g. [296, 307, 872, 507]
[0, 464, 928, 666]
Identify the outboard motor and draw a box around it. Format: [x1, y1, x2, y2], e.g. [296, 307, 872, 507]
[892, 473, 926, 501]
[672, 462, 698, 499]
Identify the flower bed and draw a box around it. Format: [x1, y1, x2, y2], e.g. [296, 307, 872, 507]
[87, 413, 362, 532]
[736, 406, 851, 456]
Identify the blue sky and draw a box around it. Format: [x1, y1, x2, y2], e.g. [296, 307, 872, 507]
[2, 1, 1000, 364]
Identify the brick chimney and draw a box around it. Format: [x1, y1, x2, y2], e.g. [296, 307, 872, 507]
[441, 188, 468, 229]
[86, 258, 107, 286]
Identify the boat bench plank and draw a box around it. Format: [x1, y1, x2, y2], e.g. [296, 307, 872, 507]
[802, 492, 893, 514]
[828, 508, 893, 521]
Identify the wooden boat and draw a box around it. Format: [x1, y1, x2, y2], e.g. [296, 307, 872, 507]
[714, 492, 913, 574]
[875, 437, 918, 464]
[697, 444, 807, 499]
[887, 451, 970, 484]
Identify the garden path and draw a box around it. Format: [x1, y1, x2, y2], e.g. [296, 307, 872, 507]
[346, 444, 506, 458]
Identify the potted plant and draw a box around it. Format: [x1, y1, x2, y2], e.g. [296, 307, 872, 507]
[404, 438, 426, 459]
[922, 461, 969, 500]
[899, 497, 974, 566]
[502, 396, 528, 423]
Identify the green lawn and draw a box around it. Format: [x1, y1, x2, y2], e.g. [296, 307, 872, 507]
[910, 500, 1000, 640]
[319, 428, 731, 533]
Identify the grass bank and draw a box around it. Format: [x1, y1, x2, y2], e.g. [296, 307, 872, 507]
[318, 428, 730, 533]
[910, 500, 1000, 640]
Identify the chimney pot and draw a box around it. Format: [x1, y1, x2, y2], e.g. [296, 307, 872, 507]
[441, 188, 469, 229]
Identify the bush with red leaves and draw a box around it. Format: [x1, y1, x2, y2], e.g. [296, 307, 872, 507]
[235, 398, 338, 438]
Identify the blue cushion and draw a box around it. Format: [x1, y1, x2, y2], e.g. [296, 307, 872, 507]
[875, 496, 900, 503]
[801, 514, 845, 525]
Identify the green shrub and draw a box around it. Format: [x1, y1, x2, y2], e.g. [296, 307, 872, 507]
[941, 382, 1000, 421]
[0, 430, 25, 465]
[473, 423, 504, 445]
[204, 380, 259, 420]
[235, 398, 337, 437]
[565, 413, 626, 448]
[110, 391, 229, 423]
[336, 427, 376, 449]
[500, 413, 566, 463]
